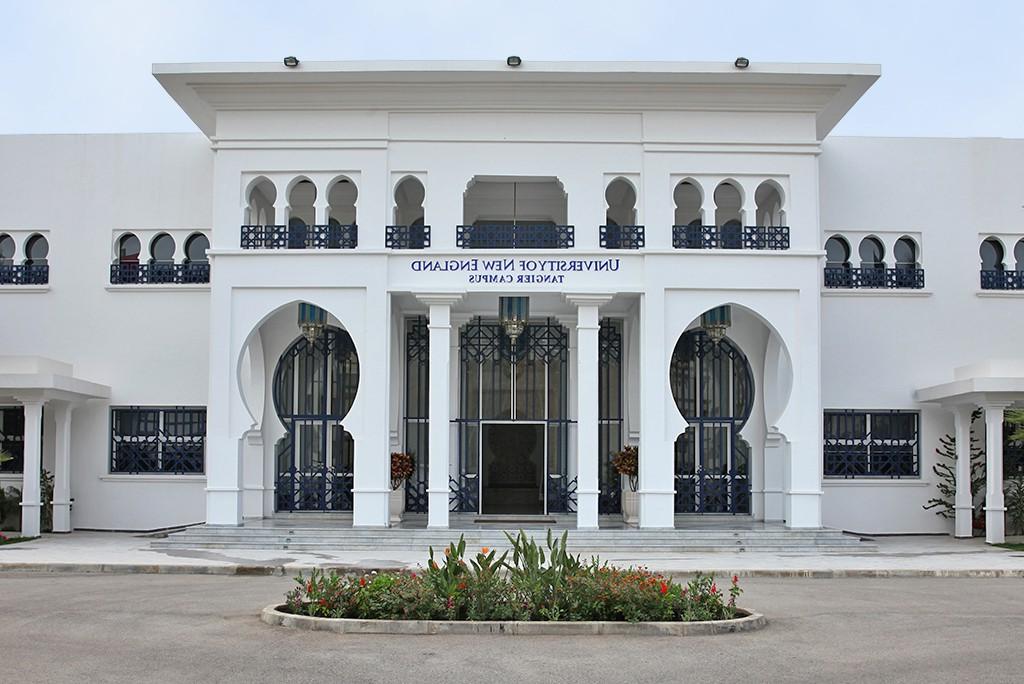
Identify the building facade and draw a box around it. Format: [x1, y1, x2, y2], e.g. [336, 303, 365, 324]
[1, 61, 1021, 542]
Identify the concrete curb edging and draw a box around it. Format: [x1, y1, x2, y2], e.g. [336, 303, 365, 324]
[260, 604, 767, 636]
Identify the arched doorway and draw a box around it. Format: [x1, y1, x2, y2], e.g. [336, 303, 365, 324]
[670, 330, 754, 514]
[272, 325, 360, 511]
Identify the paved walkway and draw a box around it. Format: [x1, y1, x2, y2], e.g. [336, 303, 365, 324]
[1, 530, 1023, 576]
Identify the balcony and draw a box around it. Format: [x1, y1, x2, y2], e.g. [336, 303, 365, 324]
[980, 269, 1024, 290]
[672, 225, 790, 250]
[824, 266, 925, 289]
[385, 225, 431, 249]
[0, 264, 48, 285]
[599, 225, 645, 250]
[240, 224, 358, 250]
[456, 224, 574, 249]
[110, 262, 210, 285]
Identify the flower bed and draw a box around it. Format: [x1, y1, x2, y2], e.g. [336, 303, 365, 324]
[0, 533, 37, 546]
[279, 531, 754, 626]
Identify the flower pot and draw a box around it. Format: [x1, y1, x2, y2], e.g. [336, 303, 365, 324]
[621, 488, 639, 526]
[389, 487, 406, 525]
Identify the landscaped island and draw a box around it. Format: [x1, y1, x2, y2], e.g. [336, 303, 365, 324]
[279, 531, 748, 625]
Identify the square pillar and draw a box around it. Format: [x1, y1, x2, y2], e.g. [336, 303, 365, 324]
[638, 289, 675, 528]
[51, 402, 74, 533]
[18, 399, 45, 537]
[983, 402, 1009, 545]
[566, 295, 612, 529]
[419, 294, 462, 528]
[952, 405, 974, 538]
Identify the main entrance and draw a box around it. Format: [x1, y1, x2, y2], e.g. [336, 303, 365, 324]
[481, 423, 545, 514]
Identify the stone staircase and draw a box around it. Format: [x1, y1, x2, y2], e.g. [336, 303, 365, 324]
[150, 523, 875, 554]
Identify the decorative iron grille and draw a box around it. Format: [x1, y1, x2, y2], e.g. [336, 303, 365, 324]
[0, 264, 48, 285]
[823, 410, 919, 478]
[240, 224, 358, 249]
[600, 225, 645, 249]
[824, 267, 925, 289]
[456, 224, 574, 249]
[672, 225, 790, 250]
[109, 262, 210, 285]
[598, 319, 624, 515]
[386, 225, 431, 249]
[980, 269, 1024, 290]
[403, 316, 430, 512]
[0, 406, 25, 473]
[109, 406, 206, 474]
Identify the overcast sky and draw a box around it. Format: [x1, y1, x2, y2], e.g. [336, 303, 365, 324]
[2, 0, 1022, 138]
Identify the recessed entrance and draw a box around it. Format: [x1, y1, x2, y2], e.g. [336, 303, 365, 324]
[481, 423, 544, 515]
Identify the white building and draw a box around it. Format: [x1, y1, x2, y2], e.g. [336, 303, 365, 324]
[1, 60, 1021, 544]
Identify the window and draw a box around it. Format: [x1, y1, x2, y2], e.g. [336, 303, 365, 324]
[110, 406, 205, 474]
[118, 233, 141, 263]
[0, 407, 25, 473]
[980, 237, 1004, 271]
[824, 236, 851, 269]
[24, 234, 48, 265]
[184, 233, 209, 263]
[824, 410, 919, 478]
[0, 234, 14, 266]
[858, 237, 885, 270]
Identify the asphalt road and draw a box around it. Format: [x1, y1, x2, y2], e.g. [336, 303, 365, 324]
[2, 573, 1023, 683]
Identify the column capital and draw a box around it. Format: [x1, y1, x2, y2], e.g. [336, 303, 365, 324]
[564, 294, 614, 309]
[981, 400, 1015, 412]
[12, 395, 46, 408]
[415, 292, 464, 308]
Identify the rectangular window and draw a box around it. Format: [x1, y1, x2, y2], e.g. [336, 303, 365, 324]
[824, 410, 919, 478]
[0, 407, 25, 473]
[110, 406, 205, 474]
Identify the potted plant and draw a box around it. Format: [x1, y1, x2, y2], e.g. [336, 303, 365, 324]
[389, 452, 415, 525]
[612, 445, 639, 525]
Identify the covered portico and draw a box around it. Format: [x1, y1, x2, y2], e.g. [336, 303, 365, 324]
[0, 357, 110, 537]
[916, 360, 1024, 544]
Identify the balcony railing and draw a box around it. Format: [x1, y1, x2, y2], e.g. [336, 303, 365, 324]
[672, 225, 790, 250]
[980, 269, 1024, 290]
[110, 262, 210, 285]
[824, 266, 925, 289]
[386, 225, 431, 249]
[600, 225, 645, 249]
[457, 224, 574, 249]
[0, 263, 48, 285]
[240, 224, 358, 250]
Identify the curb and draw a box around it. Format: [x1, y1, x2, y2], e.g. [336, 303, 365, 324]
[260, 604, 768, 636]
[1, 563, 1023, 578]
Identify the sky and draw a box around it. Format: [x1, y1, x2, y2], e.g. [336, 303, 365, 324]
[1, 0, 1022, 138]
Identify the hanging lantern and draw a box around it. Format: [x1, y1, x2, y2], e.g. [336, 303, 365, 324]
[700, 305, 732, 343]
[298, 303, 326, 344]
[498, 296, 529, 346]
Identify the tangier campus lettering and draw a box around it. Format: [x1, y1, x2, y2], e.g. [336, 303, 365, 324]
[408, 258, 621, 285]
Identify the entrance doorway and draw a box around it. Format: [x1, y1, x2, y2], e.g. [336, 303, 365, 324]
[481, 423, 545, 514]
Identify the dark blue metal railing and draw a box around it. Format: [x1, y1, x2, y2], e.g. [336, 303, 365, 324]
[386, 224, 431, 249]
[672, 225, 790, 250]
[110, 262, 210, 285]
[0, 264, 48, 285]
[240, 224, 358, 249]
[824, 266, 925, 289]
[456, 224, 574, 249]
[600, 225, 645, 249]
[980, 269, 1024, 290]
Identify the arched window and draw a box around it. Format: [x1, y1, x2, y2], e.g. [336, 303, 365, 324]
[1015, 239, 1024, 271]
[894, 237, 918, 270]
[755, 181, 785, 227]
[713, 181, 742, 227]
[118, 233, 141, 264]
[0, 233, 14, 266]
[825, 236, 851, 269]
[24, 234, 48, 266]
[603, 178, 642, 249]
[980, 237, 1005, 271]
[245, 177, 277, 225]
[389, 177, 427, 249]
[859, 237, 885, 270]
[328, 178, 358, 226]
[673, 180, 703, 226]
[184, 233, 210, 263]
[149, 233, 175, 263]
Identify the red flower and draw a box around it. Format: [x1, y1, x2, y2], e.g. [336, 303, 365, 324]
[457, 582, 467, 590]
[659, 582, 669, 595]
[359, 577, 367, 587]
[732, 575, 739, 584]
[711, 583, 717, 594]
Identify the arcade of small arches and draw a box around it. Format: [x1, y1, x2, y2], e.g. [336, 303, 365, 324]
[109, 230, 211, 285]
[0, 231, 49, 285]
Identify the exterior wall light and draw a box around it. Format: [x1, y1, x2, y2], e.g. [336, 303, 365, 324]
[499, 296, 529, 346]
[283, 56, 300, 68]
[507, 55, 522, 68]
[700, 305, 732, 343]
[734, 57, 750, 69]
[298, 302, 326, 343]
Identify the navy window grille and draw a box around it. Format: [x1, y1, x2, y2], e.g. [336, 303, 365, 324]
[672, 225, 790, 250]
[823, 410, 919, 478]
[109, 262, 210, 285]
[598, 319, 624, 514]
[403, 316, 430, 512]
[980, 270, 1024, 290]
[456, 224, 574, 249]
[824, 267, 925, 289]
[600, 225, 645, 249]
[110, 406, 206, 474]
[0, 406, 25, 473]
[387, 225, 431, 249]
[0, 264, 49, 285]
[240, 223, 358, 250]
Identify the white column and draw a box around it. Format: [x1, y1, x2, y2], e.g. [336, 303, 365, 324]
[18, 399, 45, 537]
[51, 402, 74, 533]
[638, 288, 675, 528]
[566, 295, 612, 528]
[314, 197, 330, 225]
[983, 402, 1009, 544]
[952, 405, 974, 538]
[420, 294, 462, 528]
[205, 283, 243, 526]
